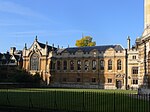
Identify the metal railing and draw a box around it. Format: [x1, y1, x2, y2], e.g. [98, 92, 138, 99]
[0, 89, 149, 112]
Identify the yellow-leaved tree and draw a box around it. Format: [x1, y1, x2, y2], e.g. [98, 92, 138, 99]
[75, 36, 96, 47]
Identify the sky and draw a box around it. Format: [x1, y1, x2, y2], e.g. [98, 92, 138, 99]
[0, 0, 144, 53]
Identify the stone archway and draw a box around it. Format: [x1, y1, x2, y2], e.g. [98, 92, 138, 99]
[115, 74, 124, 89]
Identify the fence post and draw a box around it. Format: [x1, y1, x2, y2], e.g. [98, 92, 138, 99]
[82, 91, 85, 111]
[28, 89, 33, 109]
[54, 90, 57, 110]
[6, 89, 10, 106]
[114, 92, 115, 112]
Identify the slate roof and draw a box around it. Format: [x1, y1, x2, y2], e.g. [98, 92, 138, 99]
[38, 41, 57, 52]
[14, 55, 20, 61]
[61, 45, 124, 54]
[3, 53, 11, 61]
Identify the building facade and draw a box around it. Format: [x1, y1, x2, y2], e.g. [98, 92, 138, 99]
[21, 0, 150, 89]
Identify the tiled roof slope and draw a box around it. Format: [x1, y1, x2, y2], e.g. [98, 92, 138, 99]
[61, 45, 124, 53]
[37, 41, 57, 52]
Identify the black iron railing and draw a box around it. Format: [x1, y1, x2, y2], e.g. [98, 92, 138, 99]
[0, 89, 149, 112]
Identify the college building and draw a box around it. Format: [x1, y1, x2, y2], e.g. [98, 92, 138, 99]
[1, 0, 149, 89]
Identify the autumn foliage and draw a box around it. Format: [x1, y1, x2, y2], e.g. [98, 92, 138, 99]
[75, 36, 96, 47]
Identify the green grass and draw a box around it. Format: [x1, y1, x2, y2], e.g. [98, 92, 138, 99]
[0, 88, 149, 112]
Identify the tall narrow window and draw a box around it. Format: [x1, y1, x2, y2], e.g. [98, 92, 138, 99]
[77, 60, 81, 70]
[108, 59, 112, 70]
[100, 60, 104, 70]
[30, 53, 39, 70]
[70, 60, 74, 70]
[57, 61, 61, 70]
[63, 60, 67, 70]
[92, 60, 97, 70]
[117, 59, 121, 70]
[84, 60, 89, 70]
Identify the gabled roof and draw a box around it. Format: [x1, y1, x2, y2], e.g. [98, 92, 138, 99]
[61, 45, 123, 54]
[37, 41, 57, 52]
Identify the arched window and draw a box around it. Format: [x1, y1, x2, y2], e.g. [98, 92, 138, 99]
[57, 61, 61, 70]
[100, 60, 104, 70]
[92, 60, 97, 70]
[63, 60, 67, 70]
[70, 60, 74, 70]
[108, 59, 112, 70]
[117, 59, 121, 70]
[84, 60, 89, 70]
[77, 60, 81, 70]
[30, 53, 39, 70]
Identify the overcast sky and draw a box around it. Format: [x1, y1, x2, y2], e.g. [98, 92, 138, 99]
[0, 0, 143, 52]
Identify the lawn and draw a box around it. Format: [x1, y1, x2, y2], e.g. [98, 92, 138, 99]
[0, 88, 149, 112]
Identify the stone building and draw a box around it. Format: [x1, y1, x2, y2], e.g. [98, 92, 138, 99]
[22, 38, 128, 89]
[22, 37, 57, 85]
[51, 45, 126, 89]
[21, 0, 150, 89]
[0, 47, 22, 67]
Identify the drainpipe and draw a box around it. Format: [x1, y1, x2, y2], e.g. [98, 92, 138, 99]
[125, 49, 128, 90]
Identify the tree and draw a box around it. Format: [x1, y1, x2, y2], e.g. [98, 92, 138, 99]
[75, 36, 96, 47]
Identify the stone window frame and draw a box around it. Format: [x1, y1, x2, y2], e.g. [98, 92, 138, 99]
[70, 60, 74, 70]
[117, 59, 122, 70]
[30, 53, 39, 71]
[77, 60, 82, 70]
[132, 55, 137, 60]
[100, 60, 104, 70]
[84, 60, 89, 71]
[108, 59, 112, 70]
[63, 60, 67, 70]
[132, 67, 138, 74]
[92, 78, 96, 82]
[132, 79, 138, 85]
[108, 78, 112, 83]
[92, 60, 97, 70]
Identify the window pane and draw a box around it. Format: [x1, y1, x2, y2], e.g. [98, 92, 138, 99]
[108, 60, 112, 70]
[84, 60, 89, 70]
[77, 60, 81, 70]
[70, 60, 74, 70]
[63, 61, 67, 70]
[117, 59, 121, 70]
[92, 60, 97, 70]
[100, 60, 104, 70]
[30, 53, 39, 70]
[132, 67, 138, 74]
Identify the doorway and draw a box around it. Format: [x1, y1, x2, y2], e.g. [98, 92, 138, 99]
[116, 80, 122, 89]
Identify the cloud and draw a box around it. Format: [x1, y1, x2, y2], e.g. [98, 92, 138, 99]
[0, 1, 49, 21]
[11, 29, 87, 37]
